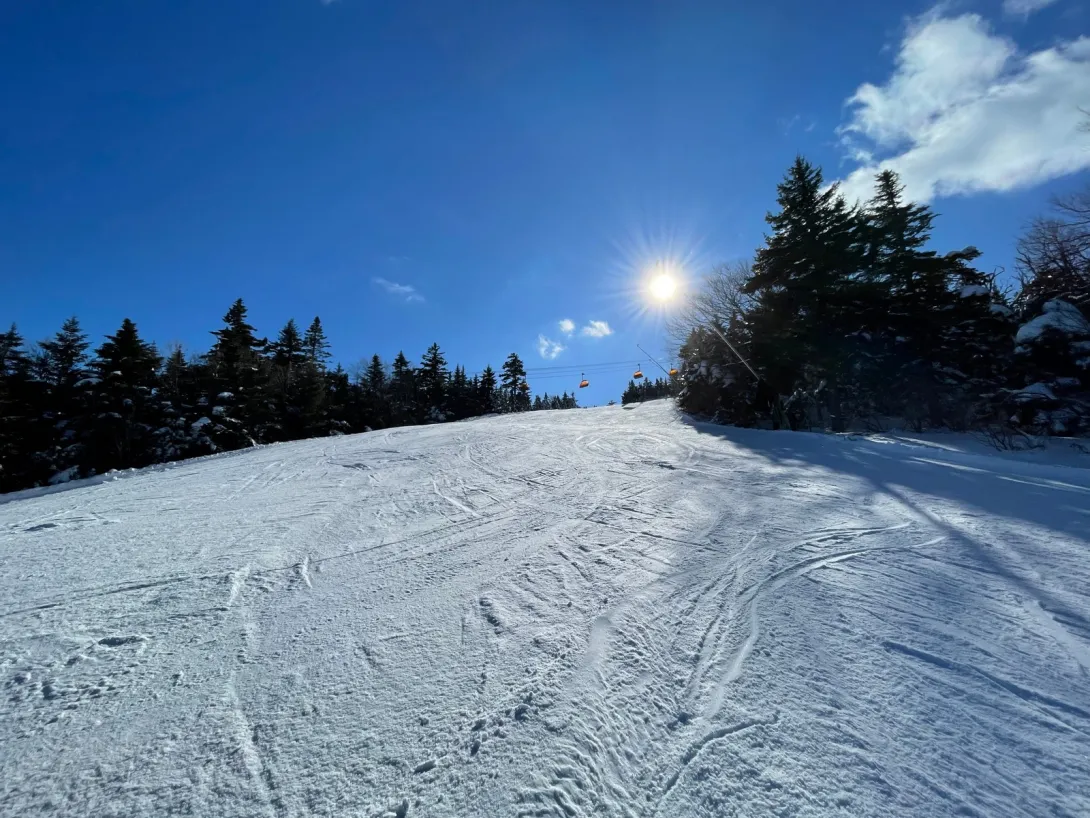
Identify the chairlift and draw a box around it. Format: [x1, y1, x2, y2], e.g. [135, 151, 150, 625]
[518, 382, 530, 392]
[578, 372, 589, 388]
[668, 367, 679, 376]
[633, 363, 644, 379]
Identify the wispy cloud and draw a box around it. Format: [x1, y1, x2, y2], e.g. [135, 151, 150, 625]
[581, 320, 613, 338]
[836, 9, 1090, 204]
[537, 334, 565, 360]
[372, 277, 424, 303]
[558, 318, 575, 336]
[1002, 0, 1059, 17]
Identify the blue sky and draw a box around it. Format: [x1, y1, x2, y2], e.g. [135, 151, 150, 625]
[3, 0, 1088, 404]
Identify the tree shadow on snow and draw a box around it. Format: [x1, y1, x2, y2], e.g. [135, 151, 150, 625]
[679, 414, 1090, 636]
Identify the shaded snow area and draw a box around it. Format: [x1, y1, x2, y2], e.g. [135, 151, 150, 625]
[3, 402, 1090, 817]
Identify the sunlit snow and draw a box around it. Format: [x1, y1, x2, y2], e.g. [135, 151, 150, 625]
[2, 402, 1088, 816]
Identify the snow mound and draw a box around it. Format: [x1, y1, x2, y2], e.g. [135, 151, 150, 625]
[2, 402, 1088, 817]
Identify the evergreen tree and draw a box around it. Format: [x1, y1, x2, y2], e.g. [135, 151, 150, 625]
[500, 353, 529, 412]
[85, 318, 163, 473]
[0, 325, 37, 491]
[478, 365, 498, 414]
[365, 354, 387, 393]
[155, 345, 211, 462]
[39, 316, 90, 390]
[271, 319, 305, 370]
[1, 324, 27, 378]
[362, 354, 390, 429]
[468, 375, 482, 416]
[267, 319, 306, 441]
[324, 364, 354, 435]
[204, 299, 268, 449]
[743, 157, 864, 430]
[448, 365, 470, 420]
[34, 317, 92, 480]
[418, 343, 449, 422]
[862, 172, 1013, 428]
[303, 316, 331, 368]
[389, 351, 417, 425]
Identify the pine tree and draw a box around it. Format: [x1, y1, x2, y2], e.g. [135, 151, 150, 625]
[744, 157, 864, 430]
[500, 353, 529, 412]
[34, 317, 92, 480]
[268, 319, 328, 441]
[389, 351, 417, 425]
[39, 317, 90, 390]
[271, 319, 305, 370]
[155, 345, 210, 462]
[0, 325, 37, 491]
[418, 343, 449, 422]
[362, 354, 390, 429]
[303, 317, 331, 368]
[468, 375, 482, 416]
[204, 299, 268, 448]
[861, 171, 1014, 429]
[324, 364, 354, 435]
[448, 365, 470, 420]
[365, 354, 387, 394]
[86, 318, 163, 473]
[478, 365, 498, 414]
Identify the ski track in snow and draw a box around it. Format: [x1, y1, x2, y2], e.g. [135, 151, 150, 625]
[2, 402, 1089, 817]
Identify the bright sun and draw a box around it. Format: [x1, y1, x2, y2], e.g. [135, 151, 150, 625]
[648, 272, 678, 302]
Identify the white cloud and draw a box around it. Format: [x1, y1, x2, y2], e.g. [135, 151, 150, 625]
[537, 334, 565, 360]
[372, 277, 424, 303]
[581, 320, 613, 338]
[1002, 0, 1059, 17]
[558, 318, 575, 336]
[836, 11, 1090, 204]
[779, 114, 801, 136]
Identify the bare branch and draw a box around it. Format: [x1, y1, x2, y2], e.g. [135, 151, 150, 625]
[666, 260, 755, 357]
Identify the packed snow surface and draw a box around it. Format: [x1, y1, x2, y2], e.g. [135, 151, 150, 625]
[2, 402, 1089, 817]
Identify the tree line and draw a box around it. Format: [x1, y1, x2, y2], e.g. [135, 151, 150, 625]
[0, 302, 580, 493]
[621, 377, 674, 405]
[672, 157, 1090, 439]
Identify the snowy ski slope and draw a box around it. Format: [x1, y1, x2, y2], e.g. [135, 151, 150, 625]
[2, 401, 1089, 817]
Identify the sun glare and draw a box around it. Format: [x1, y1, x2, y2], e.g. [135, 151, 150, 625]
[648, 271, 679, 302]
